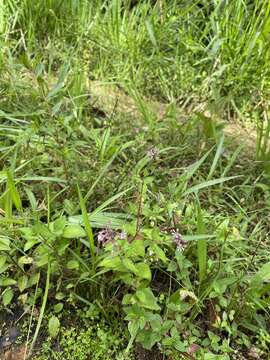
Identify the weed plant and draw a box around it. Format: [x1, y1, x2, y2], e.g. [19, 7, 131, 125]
[0, 1, 270, 359]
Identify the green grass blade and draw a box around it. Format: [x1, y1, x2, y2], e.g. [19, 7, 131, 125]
[28, 264, 50, 357]
[222, 144, 243, 177]
[91, 187, 133, 215]
[69, 212, 131, 229]
[183, 176, 239, 196]
[77, 185, 95, 258]
[5, 169, 22, 212]
[197, 203, 207, 285]
[207, 134, 224, 179]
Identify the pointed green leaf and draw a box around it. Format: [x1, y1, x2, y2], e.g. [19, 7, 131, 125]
[18, 275, 28, 292]
[135, 288, 160, 310]
[136, 263, 151, 281]
[2, 288, 14, 306]
[0, 237, 10, 251]
[126, 240, 145, 257]
[63, 225, 86, 239]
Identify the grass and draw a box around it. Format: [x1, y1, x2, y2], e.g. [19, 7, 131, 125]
[0, 1, 270, 359]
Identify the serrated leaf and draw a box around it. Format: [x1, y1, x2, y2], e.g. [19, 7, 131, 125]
[123, 258, 138, 274]
[62, 225, 86, 239]
[136, 262, 151, 281]
[48, 316, 60, 338]
[126, 240, 145, 257]
[135, 288, 160, 310]
[122, 294, 134, 305]
[151, 244, 167, 262]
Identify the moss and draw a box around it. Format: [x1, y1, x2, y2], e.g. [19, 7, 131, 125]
[34, 322, 134, 360]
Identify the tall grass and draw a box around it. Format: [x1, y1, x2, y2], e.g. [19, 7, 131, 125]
[3, 0, 269, 107]
[0, 2, 270, 356]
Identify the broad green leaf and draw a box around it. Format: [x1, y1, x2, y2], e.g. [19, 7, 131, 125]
[35, 252, 50, 267]
[135, 288, 160, 310]
[0, 264, 10, 274]
[52, 217, 66, 236]
[126, 240, 145, 257]
[173, 339, 186, 352]
[28, 273, 40, 287]
[67, 260, 79, 270]
[251, 262, 270, 286]
[122, 294, 134, 305]
[54, 303, 63, 313]
[0, 255, 7, 268]
[123, 258, 138, 274]
[151, 244, 167, 263]
[137, 329, 161, 350]
[0, 237, 10, 251]
[99, 256, 126, 271]
[18, 275, 28, 292]
[0, 277, 17, 286]
[128, 321, 140, 338]
[63, 225, 86, 239]
[24, 238, 40, 252]
[69, 212, 131, 229]
[18, 256, 33, 266]
[48, 316, 60, 338]
[136, 263, 151, 281]
[2, 288, 14, 306]
[256, 262, 270, 281]
[55, 292, 65, 300]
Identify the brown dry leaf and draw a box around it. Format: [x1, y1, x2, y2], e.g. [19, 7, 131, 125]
[0, 345, 27, 360]
[248, 346, 261, 359]
[187, 343, 200, 355]
[207, 300, 219, 326]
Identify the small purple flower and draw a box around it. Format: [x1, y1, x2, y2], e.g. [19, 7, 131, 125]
[172, 230, 187, 252]
[147, 147, 159, 160]
[118, 231, 127, 240]
[97, 229, 116, 245]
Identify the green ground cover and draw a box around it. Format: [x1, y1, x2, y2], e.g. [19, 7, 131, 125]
[0, 1, 270, 359]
